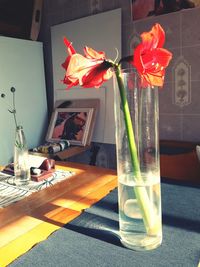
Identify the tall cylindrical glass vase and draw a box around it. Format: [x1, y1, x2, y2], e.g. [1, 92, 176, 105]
[113, 69, 162, 251]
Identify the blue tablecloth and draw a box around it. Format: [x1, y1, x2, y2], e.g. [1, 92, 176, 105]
[9, 180, 200, 267]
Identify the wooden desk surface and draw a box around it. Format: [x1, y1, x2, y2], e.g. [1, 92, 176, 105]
[0, 162, 117, 267]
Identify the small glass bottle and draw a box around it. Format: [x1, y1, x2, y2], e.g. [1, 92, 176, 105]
[14, 126, 30, 185]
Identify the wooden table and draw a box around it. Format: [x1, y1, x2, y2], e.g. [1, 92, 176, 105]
[0, 162, 117, 267]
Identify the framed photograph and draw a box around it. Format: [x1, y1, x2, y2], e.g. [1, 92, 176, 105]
[132, 0, 198, 21]
[154, 0, 196, 16]
[132, 0, 155, 21]
[46, 107, 95, 146]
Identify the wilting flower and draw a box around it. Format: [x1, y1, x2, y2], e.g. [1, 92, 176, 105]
[62, 37, 113, 88]
[133, 23, 172, 87]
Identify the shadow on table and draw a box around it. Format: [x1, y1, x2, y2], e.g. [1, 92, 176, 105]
[162, 178, 200, 188]
[64, 211, 123, 247]
[163, 214, 200, 233]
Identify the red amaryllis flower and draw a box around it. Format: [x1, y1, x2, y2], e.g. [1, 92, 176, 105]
[62, 37, 113, 88]
[61, 37, 78, 88]
[133, 23, 172, 87]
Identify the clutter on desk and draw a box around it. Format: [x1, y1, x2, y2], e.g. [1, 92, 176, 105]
[0, 168, 75, 208]
[2, 158, 56, 182]
[30, 158, 55, 182]
[30, 140, 70, 154]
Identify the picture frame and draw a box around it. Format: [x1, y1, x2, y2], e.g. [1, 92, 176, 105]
[131, 0, 198, 21]
[46, 107, 95, 146]
[131, 0, 155, 21]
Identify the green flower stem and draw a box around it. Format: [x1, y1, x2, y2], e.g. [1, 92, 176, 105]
[115, 65, 158, 234]
[115, 66, 141, 176]
[13, 112, 18, 129]
[12, 89, 18, 129]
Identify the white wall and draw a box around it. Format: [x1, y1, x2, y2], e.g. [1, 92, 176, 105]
[0, 37, 48, 165]
[51, 8, 121, 144]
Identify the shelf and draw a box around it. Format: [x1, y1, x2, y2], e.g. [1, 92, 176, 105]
[29, 145, 91, 161]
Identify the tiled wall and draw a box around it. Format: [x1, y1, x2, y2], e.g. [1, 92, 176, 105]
[137, 7, 200, 143]
[39, 0, 200, 168]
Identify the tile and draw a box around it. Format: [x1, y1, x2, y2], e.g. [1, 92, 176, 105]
[164, 47, 179, 83]
[181, 115, 200, 142]
[132, 11, 181, 49]
[159, 114, 182, 141]
[155, 12, 181, 49]
[159, 82, 182, 115]
[164, 46, 199, 85]
[182, 46, 200, 81]
[171, 56, 192, 108]
[181, 7, 200, 47]
[181, 81, 200, 115]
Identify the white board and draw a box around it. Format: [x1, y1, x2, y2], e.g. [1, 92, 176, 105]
[51, 8, 121, 144]
[0, 37, 48, 165]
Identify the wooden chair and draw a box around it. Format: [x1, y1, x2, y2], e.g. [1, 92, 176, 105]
[160, 140, 200, 184]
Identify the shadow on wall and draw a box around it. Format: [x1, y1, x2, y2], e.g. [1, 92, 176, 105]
[66, 142, 117, 170]
[95, 143, 116, 169]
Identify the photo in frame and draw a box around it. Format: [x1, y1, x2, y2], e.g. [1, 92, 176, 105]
[131, 0, 155, 21]
[131, 0, 198, 21]
[46, 107, 95, 146]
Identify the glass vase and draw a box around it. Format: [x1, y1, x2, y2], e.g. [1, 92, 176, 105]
[14, 125, 30, 185]
[113, 69, 162, 251]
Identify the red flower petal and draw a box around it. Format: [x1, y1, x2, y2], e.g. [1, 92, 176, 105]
[84, 46, 105, 60]
[81, 63, 113, 88]
[142, 48, 173, 70]
[63, 37, 76, 55]
[62, 56, 71, 70]
[141, 23, 165, 51]
[133, 23, 172, 87]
